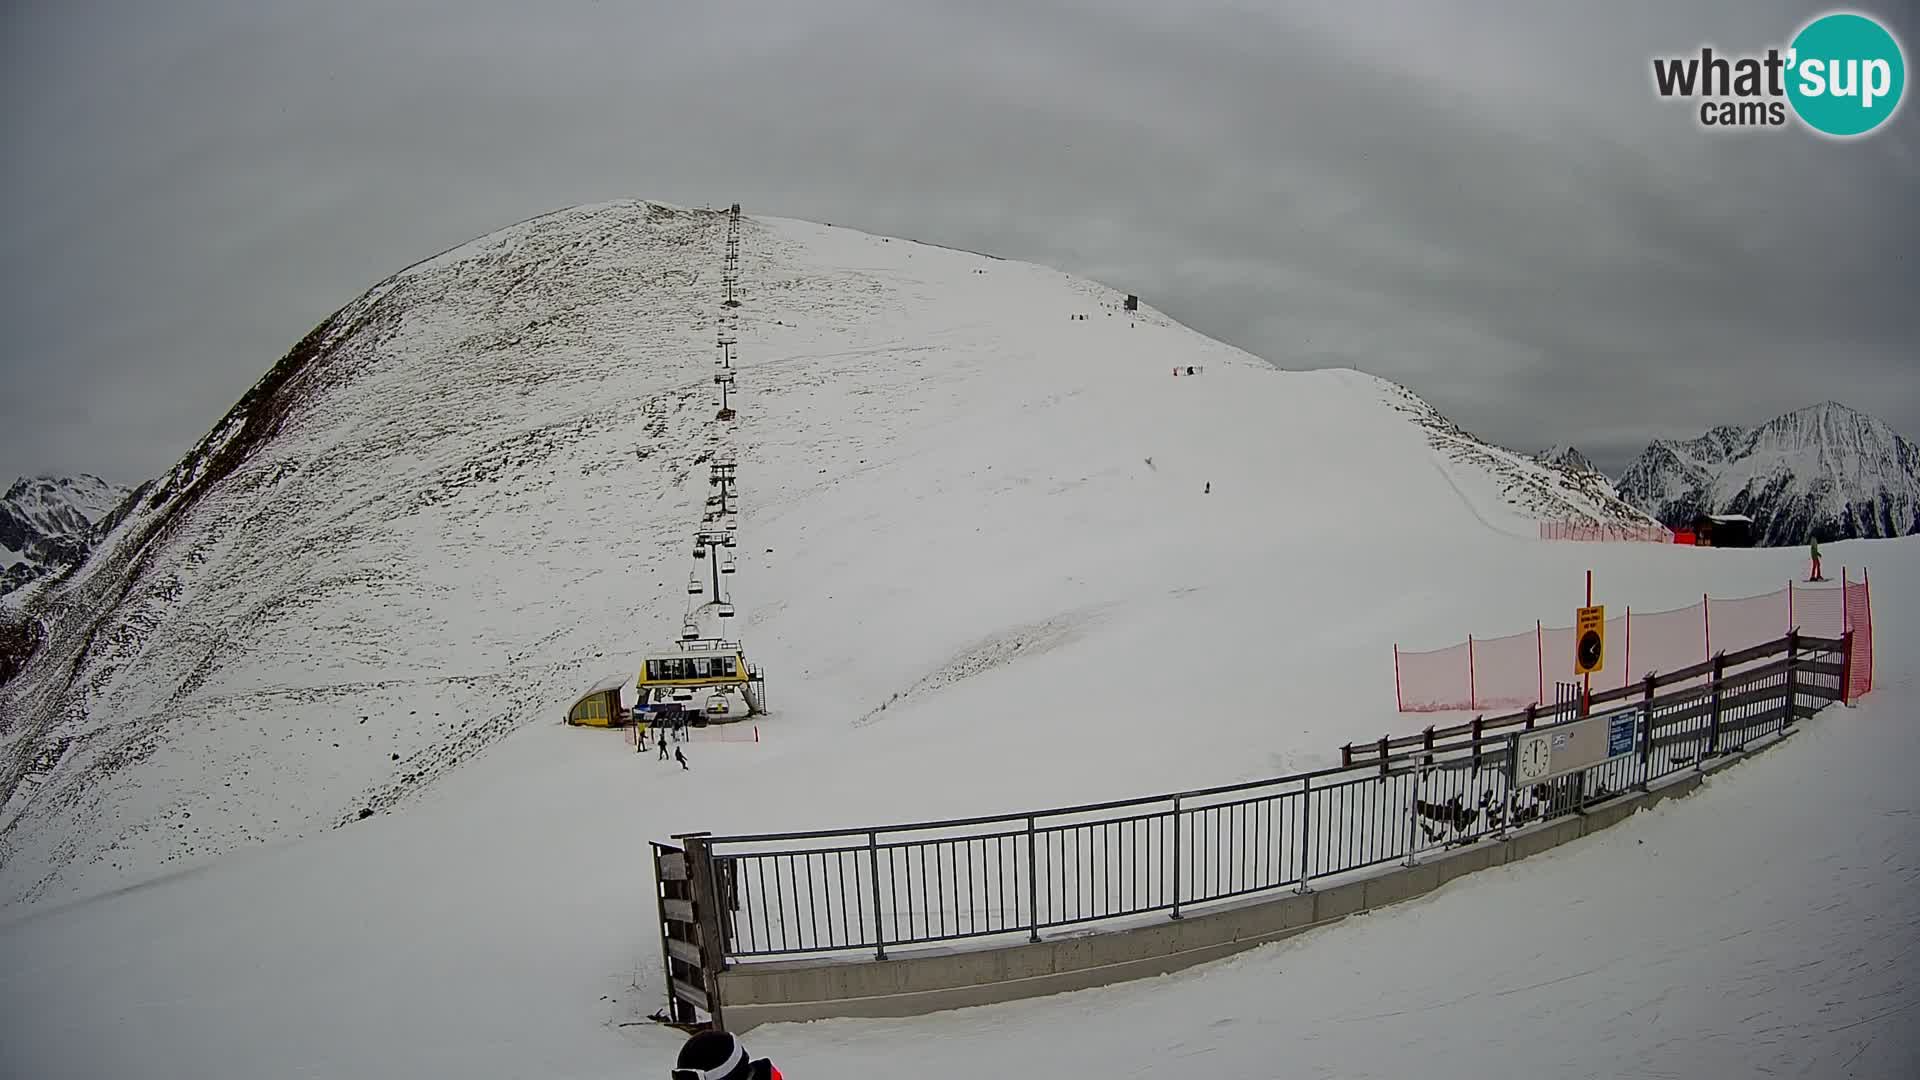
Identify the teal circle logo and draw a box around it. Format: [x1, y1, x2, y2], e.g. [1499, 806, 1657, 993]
[1786, 12, 1906, 137]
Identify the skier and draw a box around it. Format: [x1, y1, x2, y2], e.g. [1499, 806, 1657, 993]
[658, 733, 669, 760]
[1809, 537, 1823, 582]
[676, 746, 689, 771]
[1204, 482, 1210, 495]
[671, 1029, 781, 1079]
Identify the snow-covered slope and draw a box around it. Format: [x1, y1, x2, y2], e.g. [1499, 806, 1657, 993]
[0, 201, 1780, 909]
[1390, 392, 1662, 529]
[0, 475, 128, 596]
[0, 537, 1908, 1080]
[1618, 402, 1920, 545]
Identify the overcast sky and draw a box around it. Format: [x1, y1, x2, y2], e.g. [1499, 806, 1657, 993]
[3, 0, 1914, 487]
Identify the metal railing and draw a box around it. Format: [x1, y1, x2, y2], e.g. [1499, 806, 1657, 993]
[666, 632, 1849, 964]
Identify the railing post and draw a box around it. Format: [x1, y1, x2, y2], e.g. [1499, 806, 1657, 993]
[1704, 652, 1726, 765]
[679, 832, 728, 1029]
[867, 830, 886, 960]
[1637, 672, 1656, 791]
[1403, 763, 1421, 867]
[1525, 703, 1537, 730]
[1294, 777, 1313, 894]
[1170, 796, 1184, 919]
[1026, 816, 1040, 942]
[1782, 630, 1799, 733]
[1470, 716, 1484, 773]
[1377, 736, 1389, 777]
[1341, 743, 1352, 769]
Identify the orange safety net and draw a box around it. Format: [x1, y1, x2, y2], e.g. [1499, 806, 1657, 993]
[1395, 578, 1875, 712]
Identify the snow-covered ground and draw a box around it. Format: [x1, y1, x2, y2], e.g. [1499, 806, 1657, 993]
[0, 203, 1911, 1078]
[0, 538, 1908, 1079]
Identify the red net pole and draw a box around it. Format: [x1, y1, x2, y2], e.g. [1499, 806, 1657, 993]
[1703, 593, 1712, 661]
[1623, 606, 1632, 690]
[1394, 644, 1404, 712]
[1865, 568, 1874, 694]
[1469, 635, 1478, 712]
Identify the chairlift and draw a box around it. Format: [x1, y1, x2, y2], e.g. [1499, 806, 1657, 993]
[721, 531, 738, 547]
[692, 542, 706, 559]
[723, 515, 739, 531]
[705, 694, 731, 717]
[688, 573, 705, 595]
[717, 602, 735, 619]
[714, 371, 734, 385]
[681, 622, 700, 642]
[720, 558, 736, 575]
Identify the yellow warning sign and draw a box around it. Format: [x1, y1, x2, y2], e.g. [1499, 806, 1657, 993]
[1575, 604, 1606, 675]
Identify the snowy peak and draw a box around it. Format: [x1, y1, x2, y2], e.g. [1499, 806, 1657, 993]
[1, 474, 130, 593]
[1617, 402, 1920, 545]
[1535, 445, 1599, 476]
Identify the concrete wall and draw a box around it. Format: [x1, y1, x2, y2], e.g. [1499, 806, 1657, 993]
[716, 734, 1780, 1032]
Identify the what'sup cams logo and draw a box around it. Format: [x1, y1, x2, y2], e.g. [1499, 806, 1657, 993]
[1652, 11, 1905, 137]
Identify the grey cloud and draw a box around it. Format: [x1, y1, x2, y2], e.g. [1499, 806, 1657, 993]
[2, 0, 1914, 484]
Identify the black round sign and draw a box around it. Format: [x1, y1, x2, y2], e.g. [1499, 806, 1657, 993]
[1577, 630, 1603, 670]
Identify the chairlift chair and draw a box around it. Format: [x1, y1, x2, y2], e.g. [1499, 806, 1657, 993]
[688, 573, 704, 595]
[705, 693, 730, 717]
[720, 559, 736, 575]
[717, 602, 735, 618]
[681, 622, 700, 642]
[692, 542, 706, 559]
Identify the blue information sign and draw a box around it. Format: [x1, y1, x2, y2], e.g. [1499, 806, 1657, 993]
[1606, 710, 1637, 758]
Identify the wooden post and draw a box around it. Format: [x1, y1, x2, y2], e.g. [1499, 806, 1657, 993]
[679, 833, 728, 1029]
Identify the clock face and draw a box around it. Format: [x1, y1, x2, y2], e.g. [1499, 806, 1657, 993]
[1516, 733, 1552, 783]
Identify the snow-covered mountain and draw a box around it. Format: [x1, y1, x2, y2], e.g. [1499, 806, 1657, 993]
[1389, 399, 1662, 528]
[0, 200, 1711, 907]
[1617, 402, 1920, 546]
[0, 474, 129, 597]
[1536, 445, 1597, 475]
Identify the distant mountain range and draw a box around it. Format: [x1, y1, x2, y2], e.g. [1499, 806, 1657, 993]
[1544, 402, 1919, 547]
[1, 475, 129, 597]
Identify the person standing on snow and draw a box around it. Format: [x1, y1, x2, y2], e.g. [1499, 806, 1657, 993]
[675, 746, 689, 771]
[671, 1029, 781, 1079]
[1809, 536, 1823, 582]
[658, 733, 669, 760]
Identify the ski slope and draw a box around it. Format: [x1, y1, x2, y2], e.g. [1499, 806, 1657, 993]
[0, 202, 1910, 1078]
[0, 539, 1908, 1080]
[2, 202, 1652, 908]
